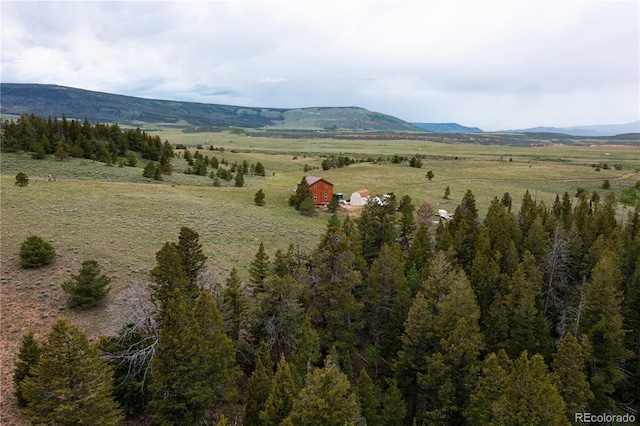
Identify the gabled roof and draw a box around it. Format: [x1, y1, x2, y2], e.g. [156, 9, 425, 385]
[303, 176, 333, 186]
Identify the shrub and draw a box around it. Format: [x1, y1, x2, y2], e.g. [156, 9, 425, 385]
[298, 198, 317, 216]
[602, 180, 611, 189]
[254, 189, 266, 206]
[126, 151, 138, 167]
[61, 259, 112, 308]
[15, 172, 29, 187]
[143, 161, 156, 178]
[20, 235, 56, 268]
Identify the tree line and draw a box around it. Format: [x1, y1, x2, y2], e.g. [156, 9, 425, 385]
[1, 113, 172, 165]
[13, 186, 640, 424]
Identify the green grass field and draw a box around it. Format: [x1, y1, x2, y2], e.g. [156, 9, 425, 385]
[3, 132, 639, 280]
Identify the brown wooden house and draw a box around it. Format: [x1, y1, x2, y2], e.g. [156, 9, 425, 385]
[302, 176, 334, 205]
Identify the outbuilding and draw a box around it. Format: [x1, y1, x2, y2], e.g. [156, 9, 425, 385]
[349, 189, 370, 207]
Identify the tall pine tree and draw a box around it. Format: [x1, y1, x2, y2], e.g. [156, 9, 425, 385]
[20, 318, 123, 425]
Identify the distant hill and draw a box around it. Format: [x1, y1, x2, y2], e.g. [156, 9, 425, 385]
[411, 122, 483, 133]
[501, 121, 640, 137]
[0, 83, 421, 132]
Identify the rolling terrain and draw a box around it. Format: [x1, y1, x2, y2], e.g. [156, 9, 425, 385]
[0, 83, 421, 132]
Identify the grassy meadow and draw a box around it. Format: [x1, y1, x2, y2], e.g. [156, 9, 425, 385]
[1, 130, 639, 423]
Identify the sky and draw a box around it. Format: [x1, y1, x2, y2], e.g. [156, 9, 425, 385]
[1, 0, 639, 131]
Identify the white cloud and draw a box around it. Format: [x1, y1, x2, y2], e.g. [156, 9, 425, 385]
[1, 0, 638, 129]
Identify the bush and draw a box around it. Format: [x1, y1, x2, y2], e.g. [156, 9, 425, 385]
[20, 235, 56, 268]
[61, 259, 112, 308]
[602, 180, 611, 189]
[298, 197, 317, 216]
[254, 189, 266, 206]
[143, 161, 156, 178]
[15, 172, 29, 187]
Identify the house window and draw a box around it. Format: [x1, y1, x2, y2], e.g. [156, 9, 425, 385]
[314, 185, 317, 190]
[324, 193, 328, 200]
[313, 194, 317, 200]
[324, 184, 328, 190]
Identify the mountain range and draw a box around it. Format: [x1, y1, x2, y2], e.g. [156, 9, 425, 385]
[501, 122, 640, 137]
[0, 83, 420, 132]
[0, 83, 637, 137]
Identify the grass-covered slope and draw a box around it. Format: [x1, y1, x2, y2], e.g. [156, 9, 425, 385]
[0, 83, 421, 131]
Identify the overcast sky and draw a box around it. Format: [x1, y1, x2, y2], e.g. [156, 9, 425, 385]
[2, 1, 638, 130]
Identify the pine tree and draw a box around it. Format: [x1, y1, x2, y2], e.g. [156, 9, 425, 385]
[465, 350, 568, 425]
[416, 254, 484, 424]
[221, 267, 249, 343]
[235, 170, 245, 187]
[143, 161, 156, 178]
[249, 242, 271, 294]
[272, 248, 290, 278]
[469, 230, 501, 327]
[252, 275, 305, 361]
[579, 249, 629, 412]
[406, 224, 433, 280]
[485, 261, 549, 359]
[298, 197, 317, 216]
[290, 176, 312, 209]
[61, 259, 111, 308]
[290, 315, 321, 379]
[362, 244, 407, 342]
[149, 242, 193, 320]
[483, 196, 521, 275]
[524, 215, 550, 266]
[283, 357, 360, 426]
[309, 227, 362, 361]
[176, 226, 207, 286]
[244, 344, 274, 426]
[150, 291, 237, 424]
[551, 333, 594, 420]
[19, 235, 55, 269]
[192, 291, 239, 406]
[260, 356, 300, 426]
[20, 318, 123, 425]
[397, 195, 416, 256]
[356, 368, 381, 426]
[440, 190, 479, 273]
[357, 193, 398, 267]
[13, 331, 41, 407]
[254, 188, 266, 206]
[255, 161, 266, 176]
[380, 379, 407, 426]
[327, 194, 340, 213]
[518, 189, 539, 243]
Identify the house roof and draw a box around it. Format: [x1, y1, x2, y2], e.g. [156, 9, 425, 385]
[303, 176, 333, 186]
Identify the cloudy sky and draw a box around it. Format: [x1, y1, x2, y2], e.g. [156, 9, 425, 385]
[2, 1, 638, 130]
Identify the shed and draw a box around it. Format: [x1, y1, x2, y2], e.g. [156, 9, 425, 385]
[349, 189, 370, 207]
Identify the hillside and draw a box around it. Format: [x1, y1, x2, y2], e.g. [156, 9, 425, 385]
[411, 122, 483, 133]
[0, 83, 421, 132]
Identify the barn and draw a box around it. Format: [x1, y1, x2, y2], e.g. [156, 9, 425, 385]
[302, 176, 334, 205]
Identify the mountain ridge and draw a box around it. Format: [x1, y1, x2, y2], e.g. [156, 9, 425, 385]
[0, 83, 421, 132]
[500, 121, 640, 137]
[411, 122, 483, 133]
